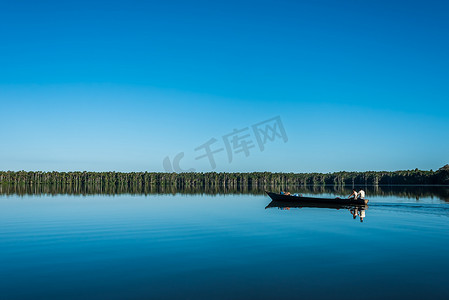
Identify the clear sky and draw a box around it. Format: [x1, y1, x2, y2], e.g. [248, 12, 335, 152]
[1, 0, 448, 173]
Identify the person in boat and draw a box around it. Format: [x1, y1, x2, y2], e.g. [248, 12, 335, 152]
[357, 189, 366, 199]
[348, 189, 358, 200]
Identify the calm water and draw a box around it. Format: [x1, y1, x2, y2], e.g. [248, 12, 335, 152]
[1, 186, 449, 300]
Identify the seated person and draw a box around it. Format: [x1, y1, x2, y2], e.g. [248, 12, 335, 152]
[357, 189, 366, 199]
[348, 189, 357, 199]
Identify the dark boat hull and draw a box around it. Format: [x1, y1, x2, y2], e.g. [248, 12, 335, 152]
[265, 191, 369, 205]
[265, 200, 368, 210]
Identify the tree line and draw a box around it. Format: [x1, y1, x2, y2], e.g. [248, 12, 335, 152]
[1, 165, 448, 186]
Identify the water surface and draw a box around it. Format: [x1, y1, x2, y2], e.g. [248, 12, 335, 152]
[1, 186, 448, 299]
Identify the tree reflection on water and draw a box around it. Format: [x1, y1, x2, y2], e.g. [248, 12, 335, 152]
[0, 183, 448, 203]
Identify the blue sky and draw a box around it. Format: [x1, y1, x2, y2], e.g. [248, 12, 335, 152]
[0, 0, 448, 172]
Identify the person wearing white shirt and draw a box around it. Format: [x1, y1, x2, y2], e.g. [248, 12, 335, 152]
[357, 189, 366, 199]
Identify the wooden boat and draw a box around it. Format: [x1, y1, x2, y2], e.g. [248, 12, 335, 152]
[265, 191, 369, 205]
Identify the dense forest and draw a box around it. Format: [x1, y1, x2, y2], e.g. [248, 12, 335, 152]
[1, 165, 448, 187]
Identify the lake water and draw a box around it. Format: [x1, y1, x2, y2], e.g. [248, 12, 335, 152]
[1, 186, 449, 300]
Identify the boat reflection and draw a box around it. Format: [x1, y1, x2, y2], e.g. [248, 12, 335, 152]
[265, 200, 368, 222]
